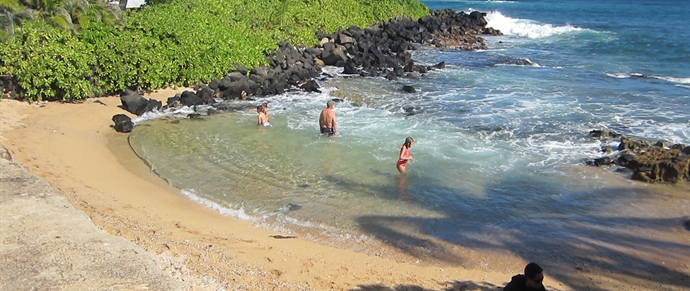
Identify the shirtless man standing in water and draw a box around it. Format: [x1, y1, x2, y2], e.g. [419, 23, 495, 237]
[319, 100, 337, 136]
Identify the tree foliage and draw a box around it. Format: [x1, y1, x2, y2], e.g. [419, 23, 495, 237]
[1, 0, 429, 102]
[0, 21, 94, 101]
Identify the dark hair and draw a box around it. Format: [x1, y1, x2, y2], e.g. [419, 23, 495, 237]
[257, 105, 263, 111]
[404, 137, 415, 145]
[524, 262, 543, 280]
[262, 102, 268, 108]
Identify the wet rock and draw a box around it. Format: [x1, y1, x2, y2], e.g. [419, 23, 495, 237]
[590, 130, 622, 138]
[586, 156, 614, 167]
[280, 203, 302, 212]
[602, 146, 613, 154]
[180, 91, 204, 107]
[402, 85, 416, 93]
[196, 86, 216, 105]
[112, 114, 133, 133]
[587, 132, 689, 183]
[300, 80, 321, 93]
[618, 136, 652, 151]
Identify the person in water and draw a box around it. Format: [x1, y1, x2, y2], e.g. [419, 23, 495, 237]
[257, 105, 269, 126]
[396, 137, 414, 173]
[503, 262, 547, 291]
[262, 102, 268, 120]
[319, 100, 337, 136]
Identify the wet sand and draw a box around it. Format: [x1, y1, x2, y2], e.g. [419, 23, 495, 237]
[1, 90, 689, 290]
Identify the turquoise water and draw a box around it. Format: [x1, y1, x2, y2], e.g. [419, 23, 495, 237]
[130, 0, 690, 277]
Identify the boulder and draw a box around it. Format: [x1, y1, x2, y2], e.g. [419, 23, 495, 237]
[343, 61, 358, 75]
[120, 93, 148, 116]
[402, 85, 416, 93]
[590, 130, 622, 138]
[112, 114, 134, 133]
[196, 86, 216, 105]
[144, 98, 162, 113]
[166, 95, 181, 107]
[321, 45, 348, 66]
[300, 80, 321, 93]
[180, 90, 204, 106]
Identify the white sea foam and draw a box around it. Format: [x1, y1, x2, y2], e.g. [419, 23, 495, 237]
[650, 75, 690, 86]
[606, 72, 629, 79]
[180, 189, 257, 222]
[485, 11, 586, 38]
[606, 72, 690, 87]
[132, 104, 214, 125]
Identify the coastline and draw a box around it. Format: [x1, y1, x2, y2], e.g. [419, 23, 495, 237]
[1, 91, 689, 290]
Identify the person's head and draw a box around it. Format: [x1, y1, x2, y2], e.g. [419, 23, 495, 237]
[257, 105, 263, 112]
[404, 137, 415, 147]
[524, 262, 544, 288]
[327, 100, 335, 108]
[262, 102, 268, 109]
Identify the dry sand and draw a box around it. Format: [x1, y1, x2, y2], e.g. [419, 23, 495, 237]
[1, 89, 688, 291]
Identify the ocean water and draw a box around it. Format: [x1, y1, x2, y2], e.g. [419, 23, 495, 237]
[129, 0, 690, 277]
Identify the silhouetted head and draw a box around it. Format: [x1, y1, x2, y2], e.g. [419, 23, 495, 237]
[524, 262, 544, 288]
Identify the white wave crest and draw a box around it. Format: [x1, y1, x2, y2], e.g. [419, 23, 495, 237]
[650, 75, 690, 86]
[485, 11, 585, 38]
[606, 73, 630, 79]
[180, 189, 257, 222]
[606, 72, 690, 86]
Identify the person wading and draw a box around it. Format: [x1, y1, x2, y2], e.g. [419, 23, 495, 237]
[396, 137, 414, 173]
[319, 100, 337, 136]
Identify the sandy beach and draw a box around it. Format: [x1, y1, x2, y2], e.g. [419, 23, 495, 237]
[1, 89, 689, 291]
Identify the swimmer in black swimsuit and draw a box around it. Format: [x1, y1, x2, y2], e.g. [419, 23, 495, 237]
[319, 100, 337, 136]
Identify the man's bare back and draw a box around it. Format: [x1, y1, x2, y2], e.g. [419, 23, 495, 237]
[319, 100, 337, 135]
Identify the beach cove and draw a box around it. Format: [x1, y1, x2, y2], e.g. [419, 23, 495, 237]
[1, 90, 689, 290]
[1, 0, 690, 289]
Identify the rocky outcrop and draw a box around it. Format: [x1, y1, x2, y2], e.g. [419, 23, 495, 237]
[198, 9, 498, 101]
[112, 9, 500, 131]
[586, 130, 690, 183]
[120, 89, 162, 116]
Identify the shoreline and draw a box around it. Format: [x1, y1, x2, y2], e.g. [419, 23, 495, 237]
[1, 91, 689, 290]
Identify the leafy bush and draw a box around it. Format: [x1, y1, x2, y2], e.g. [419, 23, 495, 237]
[1, 0, 429, 101]
[0, 21, 94, 102]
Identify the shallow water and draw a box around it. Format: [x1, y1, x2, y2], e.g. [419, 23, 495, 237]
[130, 0, 690, 280]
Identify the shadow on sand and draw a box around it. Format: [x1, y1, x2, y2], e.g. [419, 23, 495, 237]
[321, 172, 690, 291]
[350, 280, 501, 291]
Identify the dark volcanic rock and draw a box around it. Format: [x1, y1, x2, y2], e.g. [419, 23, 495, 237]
[180, 90, 204, 106]
[112, 114, 133, 133]
[120, 92, 148, 116]
[586, 132, 690, 184]
[197, 9, 497, 99]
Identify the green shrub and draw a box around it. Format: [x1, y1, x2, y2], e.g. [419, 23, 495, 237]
[2, 0, 429, 101]
[0, 21, 94, 102]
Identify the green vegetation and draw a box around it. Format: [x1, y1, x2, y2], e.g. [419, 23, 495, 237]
[0, 0, 428, 102]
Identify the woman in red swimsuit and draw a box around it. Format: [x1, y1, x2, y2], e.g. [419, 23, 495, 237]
[396, 137, 415, 173]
